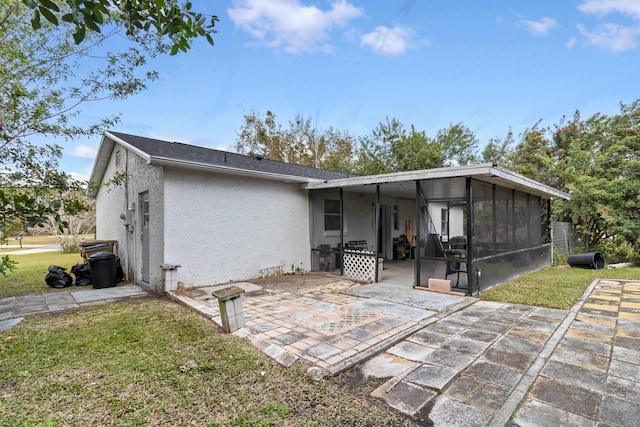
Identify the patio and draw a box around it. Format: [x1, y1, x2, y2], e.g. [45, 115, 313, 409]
[169, 272, 471, 375]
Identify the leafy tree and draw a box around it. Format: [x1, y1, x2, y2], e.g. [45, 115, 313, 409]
[481, 128, 514, 167]
[510, 102, 640, 260]
[435, 123, 480, 167]
[354, 118, 476, 175]
[235, 110, 356, 172]
[21, 0, 219, 54]
[0, 0, 208, 274]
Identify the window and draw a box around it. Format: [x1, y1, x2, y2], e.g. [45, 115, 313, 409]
[115, 150, 121, 169]
[441, 208, 449, 236]
[324, 199, 341, 231]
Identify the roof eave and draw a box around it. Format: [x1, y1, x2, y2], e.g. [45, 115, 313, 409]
[305, 163, 570, 200]
[149, 156, 325, 184]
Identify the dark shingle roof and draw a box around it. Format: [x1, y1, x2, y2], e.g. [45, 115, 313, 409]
[109, 131, 350, 181]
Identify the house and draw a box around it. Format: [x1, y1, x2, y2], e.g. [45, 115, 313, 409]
[88, 131, 569, 296]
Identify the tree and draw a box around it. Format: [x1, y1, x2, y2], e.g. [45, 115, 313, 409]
[508, 102, 640, 260]
[481, 128, 514, 167]
[0, 1, 178, 274]
[21, 0, 219, 54]
[354, 118, 474, 175]
[435, 123, 480, 167]
[235, 110, 356, 172]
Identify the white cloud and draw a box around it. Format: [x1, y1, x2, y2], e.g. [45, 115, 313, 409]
[521, 17, 558, 36]
[577, 0, 640, 51]
[578, 0, 640, 19]
[70, 145, 98, 159]
[360, 25, 416, 56]
[227, 0, 363, 54]
[577, 23, 640, 52]
[566, 36, 578, 48]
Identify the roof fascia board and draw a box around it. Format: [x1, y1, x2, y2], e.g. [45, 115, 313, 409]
[149, 156, 324, 184]
[86, 131, 154, 197]
[305, 163, 570, 200]
[305, 163, 495, 189]
[489, 166, 570, 200]
[104, 131, 153, 162]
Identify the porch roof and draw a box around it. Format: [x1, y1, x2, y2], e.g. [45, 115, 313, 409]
[305, 163, 570, 200]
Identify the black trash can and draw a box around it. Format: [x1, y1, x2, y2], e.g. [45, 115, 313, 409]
[88, 252, 117, 288]
[567, 252, 606, 269]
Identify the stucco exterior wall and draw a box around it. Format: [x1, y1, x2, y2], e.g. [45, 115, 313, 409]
[163, 168, 311, 286]
[309, 190, 416, 259]
[94, 145, 164, 291]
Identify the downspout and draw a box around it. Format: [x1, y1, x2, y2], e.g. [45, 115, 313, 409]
[374, 184, 380, 282]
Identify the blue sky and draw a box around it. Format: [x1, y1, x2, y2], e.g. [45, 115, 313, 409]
[60, 0, 640, 180]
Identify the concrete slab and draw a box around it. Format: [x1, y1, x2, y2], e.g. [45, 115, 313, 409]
[71, 285, 148, 303]
[512, 399, 596, 427]
[371, 379, 437, 416]
[603, 376, 640, 403]
[0, 317, 23, 331]
[464, 360, 523, 389]
[440, 337, 490, 356]
[428, 396, 492, 427]
[405, 364, 460, 391]
[361, 353, 418, 379]
[344, 282, 465, 311]
[307, 343, 341, 360]
[599, 394, 640, 426]
[540, 360, 606, 392]
[423, 348, 475, 370]
[387, 341, 435, 362]
[608, 359, 640, 380]
[408, 330, 449, 347]
[347, 298, 435, 321]
[529, 377, 601, 419]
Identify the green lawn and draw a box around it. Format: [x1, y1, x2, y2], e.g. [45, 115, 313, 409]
[0, 300, 404, 426]
[0, 252, 84, 298]
[480, 265, 640, 309]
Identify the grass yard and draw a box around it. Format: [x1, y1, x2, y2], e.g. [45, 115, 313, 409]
[480, 265, 640, 309]
[0, 252, 84, 298]
[0, 299, 406, 427]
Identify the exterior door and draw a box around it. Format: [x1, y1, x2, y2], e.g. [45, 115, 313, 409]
[141, 192, 150, 283]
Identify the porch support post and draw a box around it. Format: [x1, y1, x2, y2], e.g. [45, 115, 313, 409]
[414, 180, 420, 288]
[547, 197, 553, 263]
[374, 184, 380, 282]
[339, 187, 344, 276]
[466, 178, 475, 295]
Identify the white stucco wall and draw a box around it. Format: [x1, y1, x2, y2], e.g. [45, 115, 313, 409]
[163, 168, 311, 286]
[95, 144, 164, 290]
[309, 190, 416, 259]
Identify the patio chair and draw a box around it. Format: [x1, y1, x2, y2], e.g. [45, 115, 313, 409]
[318, 244, 332, 271]
[445, 236, 467, 288]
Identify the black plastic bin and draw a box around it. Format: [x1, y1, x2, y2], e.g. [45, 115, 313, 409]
[88, 252, 117, 288]
[567, 252, 605, 269]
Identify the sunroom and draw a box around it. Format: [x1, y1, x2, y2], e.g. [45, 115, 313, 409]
[306, 164, 570, 296]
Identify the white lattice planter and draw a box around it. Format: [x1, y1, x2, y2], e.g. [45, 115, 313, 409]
[343, 250, 381, 282]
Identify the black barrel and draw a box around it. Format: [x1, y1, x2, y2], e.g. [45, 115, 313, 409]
[567, 252, 605, 269]
[88, 252, 117, 288]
